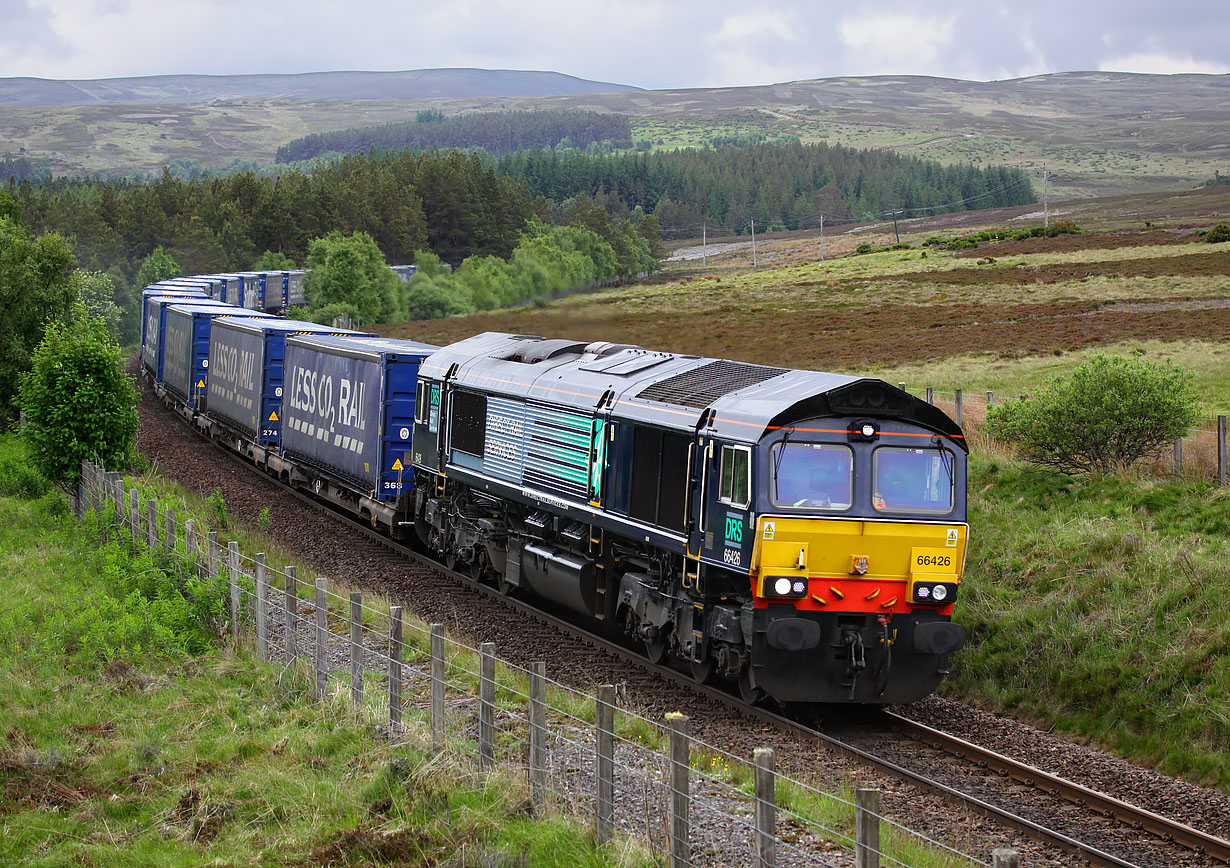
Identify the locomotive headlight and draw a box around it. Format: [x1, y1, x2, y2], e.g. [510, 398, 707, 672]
[792, 580, 807, 595]
[774, 577, 793, 596]
[861, 423, 876, 437]
[931, 584, 948, 602]
[917, 585, 930, 599]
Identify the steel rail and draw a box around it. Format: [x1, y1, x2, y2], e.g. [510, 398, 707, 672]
[191, 417, 1222, 868]
[884, 712, 1230, 864]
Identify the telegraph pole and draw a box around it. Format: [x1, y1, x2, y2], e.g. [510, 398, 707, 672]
[702, 221, 707, 265]
[751, 218, 757, 268]
[1043, 166, 1049, 228]
[819, 214, 825, 261]
[892, 211, 900, 244]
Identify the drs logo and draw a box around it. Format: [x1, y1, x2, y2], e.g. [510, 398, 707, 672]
[724, 515, 743, 545]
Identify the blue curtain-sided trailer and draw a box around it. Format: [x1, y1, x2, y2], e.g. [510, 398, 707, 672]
[207, 319, 375, 445]
[141, 295, 230, 381]
[285, 271, 306, 308]
[141, 288, 207, 351]
[160, 304, 277, 411]
[279, 335, 437, 531]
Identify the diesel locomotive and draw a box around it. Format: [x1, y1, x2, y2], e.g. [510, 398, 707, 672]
[141, 273, 969, 707]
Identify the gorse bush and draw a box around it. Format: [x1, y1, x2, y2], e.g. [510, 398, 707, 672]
[1206, 222, 1230, 243]
[986, 353, 1201, 475]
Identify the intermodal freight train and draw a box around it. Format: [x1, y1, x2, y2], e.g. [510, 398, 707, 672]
[141, 271, 968, 707]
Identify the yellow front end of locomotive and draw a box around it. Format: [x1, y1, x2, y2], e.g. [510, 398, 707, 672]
[750, 517, 967, 613]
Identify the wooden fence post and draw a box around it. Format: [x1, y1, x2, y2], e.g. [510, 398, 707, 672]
[314, 577, 328, 700]
[1219, 415, 1228, 487]
[430, 623, 445, 751]
[228, 541, 241, 639]
[164, 507, 176, 554]
[667, 712, 691, 868]
[897, 382, 906, 392]
[207, 531, 219, 579]
[954, 388, 963, 427]
[1173, 438, 1183, 477]
[529, 661, 546, 810]
[754, 747, 776, 868]
[479, 642, 496, 771]
[985, 391, 994, 447]
[112, 474, 124, 528]
[284, 566, 298, 665]
[388, 606, 403, 736]
[855, 788, 881, 868]
[146, 499, 158, 550]
[128, 489, 139, 543]
[184, 519, 196, 569]
[992, 849, 1020, 868]
[349, 592, 363, 708]
[596, 684, 615, 845]
[925, 386, 934, 405]
[254, 553, 268, 662]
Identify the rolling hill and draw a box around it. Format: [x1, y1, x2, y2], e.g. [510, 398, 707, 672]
[2, 69, 1227, 199]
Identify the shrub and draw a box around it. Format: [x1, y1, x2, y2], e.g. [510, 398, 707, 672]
[1206, 222, 1230, 244]
[18, 307, 138, 485]
[0, 434, 52, 498]
[986, 354, 1202, 475]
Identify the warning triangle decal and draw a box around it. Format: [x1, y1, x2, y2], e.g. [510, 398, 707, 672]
[196, 379, 206, 388]
[391, 458, 404, 471]
[268, 410, 279, 422]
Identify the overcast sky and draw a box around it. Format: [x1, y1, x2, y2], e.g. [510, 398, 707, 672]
[3, 0, 1229, 87]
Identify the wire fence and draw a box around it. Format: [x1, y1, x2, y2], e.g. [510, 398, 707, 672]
[74, 459, 1028, 868]
[901, 386, 1229, 485]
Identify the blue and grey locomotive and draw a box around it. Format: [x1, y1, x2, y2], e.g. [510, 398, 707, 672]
[409, 333, 968, 705]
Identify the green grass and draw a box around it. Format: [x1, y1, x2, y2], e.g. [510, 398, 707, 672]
[954, 455, 1230, 787]
[0, 451, 650, 867]
[868, 339, 1230, 415]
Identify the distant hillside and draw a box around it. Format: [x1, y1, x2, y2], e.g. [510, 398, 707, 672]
[2, 70, 1227, 199]
[0, 68, 639, 106]
[275, 109, 633, 162]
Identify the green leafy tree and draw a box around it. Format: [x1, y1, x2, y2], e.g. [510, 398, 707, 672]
[254, 250, 296, 270]
[71, 271, 124, 340]
[0, 188, 22, 223]
[303, 231, 400, 325]
[986, 353, 1202, 475]
[19, 306, 138, 485]
[135, 245, 182, 288]
[0, 217, 76, 416]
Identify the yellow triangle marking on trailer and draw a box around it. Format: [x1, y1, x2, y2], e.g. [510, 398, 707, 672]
[391, 458, 404, 472]
[268, 410, 278, 421]
[196, 379, 206, 388]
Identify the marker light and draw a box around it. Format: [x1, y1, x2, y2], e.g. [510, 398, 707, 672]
[917, 585, 930, 599]
[774, 577, 793, 596]
[861, 423, 876, 437]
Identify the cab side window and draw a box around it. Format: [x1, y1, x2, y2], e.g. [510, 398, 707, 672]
[719, 445, 750, 507]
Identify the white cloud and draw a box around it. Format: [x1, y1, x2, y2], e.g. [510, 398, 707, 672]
[702, 9, 816, 87]
[837, 12, 955, 75]
[1099, 52, 1230, 75]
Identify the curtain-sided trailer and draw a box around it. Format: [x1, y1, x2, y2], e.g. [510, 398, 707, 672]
[141, 295, 231, 383]
[206, 319, 375, 454]
[277, 335, 437, 532]
[159, 305, 277, 415]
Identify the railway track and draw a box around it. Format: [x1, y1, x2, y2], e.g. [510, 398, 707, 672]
[133, 371, 1223, 868]
[205, 440, 1229, 868]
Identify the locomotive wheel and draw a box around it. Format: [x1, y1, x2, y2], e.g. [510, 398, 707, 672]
[738, 672, 765, 705]
[496, 572, 516, 596]
[690, 654, 717, 685]
[644, 635, 668, 665]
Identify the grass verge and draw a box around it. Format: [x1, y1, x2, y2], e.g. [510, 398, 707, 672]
[955, 455, 1230, 788]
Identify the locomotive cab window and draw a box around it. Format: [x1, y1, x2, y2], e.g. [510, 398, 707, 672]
[771, 443, 853, 510]
[718, 445, 751, 507]
[873, 447, 954, 514]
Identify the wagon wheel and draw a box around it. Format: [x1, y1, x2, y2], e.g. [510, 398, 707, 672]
[738, 671, 765, 706]
[690, 653, 717, 685]
[644, 634, 668, 665]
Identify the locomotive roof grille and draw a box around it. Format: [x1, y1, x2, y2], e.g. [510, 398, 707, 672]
[636, 359, 789, 409]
